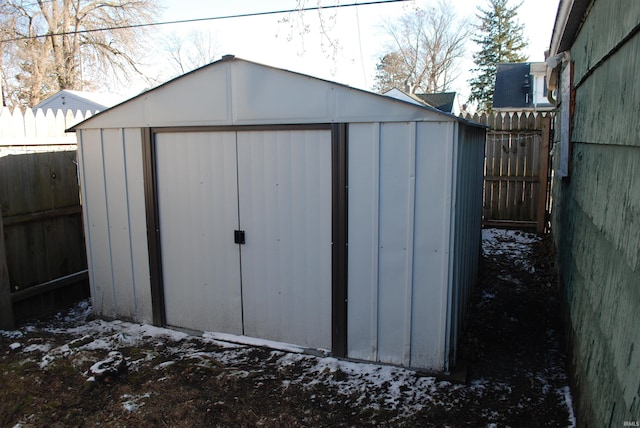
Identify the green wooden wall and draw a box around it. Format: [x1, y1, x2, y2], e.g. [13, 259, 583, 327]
[552, 0, 640, 426]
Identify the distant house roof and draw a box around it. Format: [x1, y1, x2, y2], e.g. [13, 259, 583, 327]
[33, 90, 123, 113]
[414, 92, 457, 114]
[493, 63, 532, 109]
[384, 88, 458, 114]
[382, 88, 427, 106]
[493, 63, 553, 111]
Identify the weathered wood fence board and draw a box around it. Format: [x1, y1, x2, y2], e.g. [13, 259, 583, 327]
[0, 150, 89, 324]
[0, 108, 92, 328]
[0, 216, 14, 329]
[462, 111, 553, 232]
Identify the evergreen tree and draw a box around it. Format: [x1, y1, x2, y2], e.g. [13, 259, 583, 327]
[468, 0, 528, 111]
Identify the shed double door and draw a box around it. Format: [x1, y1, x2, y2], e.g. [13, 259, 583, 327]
[155, 130, 332, 350]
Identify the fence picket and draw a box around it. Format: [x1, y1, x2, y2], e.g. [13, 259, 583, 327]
[0, 107, 92, 141]
[461, 111, 553, 229]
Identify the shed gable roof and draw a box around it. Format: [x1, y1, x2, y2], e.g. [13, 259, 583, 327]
[73, 56, 470, 130]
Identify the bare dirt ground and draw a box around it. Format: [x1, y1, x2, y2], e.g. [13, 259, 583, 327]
[0, 229, 574, 427]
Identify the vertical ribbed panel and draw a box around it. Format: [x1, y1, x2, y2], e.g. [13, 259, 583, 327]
[376, 122, 414, 365]
[347, 123, 380, 361]
[156, 132, 243, 334]
[347, 121, 457, 371]
[409, 122, 454, 370]
[77, 129, 151, 322]
[237, 130, 332, 349]
[122, 129, 153, 323]
[78, 129, 114, 316]
[102, 128, 136, 318]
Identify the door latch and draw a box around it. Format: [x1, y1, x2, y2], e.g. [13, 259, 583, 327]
[234, 230, 246, 245]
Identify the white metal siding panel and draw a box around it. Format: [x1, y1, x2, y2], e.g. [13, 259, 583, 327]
[122, 128, 153, 323]
[347, 123, 380, 361]
[237, 130, 332, 350]
[232, 67, 330, 123]
[101, 129, 138, 318]
[77, 128, 152, 324]
[347, 121, 456, 371]
[377, 122, 415, 366]
[77, 129, 116, 317]
[409, 122, 455, 370]
[147, 65, 232, 126]
[76, 130, 97, 307]
[74, 59, 452, 129]
[156, 132, 243, 334]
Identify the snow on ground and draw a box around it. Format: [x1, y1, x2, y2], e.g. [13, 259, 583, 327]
[1, 229, 575, 426]
[4, 306, 447, 421]
[482, 228, 540, 271]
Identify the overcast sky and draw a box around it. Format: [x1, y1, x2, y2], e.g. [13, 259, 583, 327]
[131, 0, 560, 103]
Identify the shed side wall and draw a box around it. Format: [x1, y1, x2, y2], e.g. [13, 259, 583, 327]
[552, 0, 640, 424]
[347, 121, 455, 371]
[446, 123, 485, 367]
[77, 128, 152, 323]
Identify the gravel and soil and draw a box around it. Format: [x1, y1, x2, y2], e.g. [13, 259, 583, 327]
[0, 229, 575, 427]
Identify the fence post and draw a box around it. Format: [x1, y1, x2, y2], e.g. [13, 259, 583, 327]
[536, 117, 551, 234]
[0, 214, 15, 330]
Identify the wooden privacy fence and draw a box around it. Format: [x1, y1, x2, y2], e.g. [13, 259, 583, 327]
[461, 111, 553, 233]
[0, 108, 92, 329]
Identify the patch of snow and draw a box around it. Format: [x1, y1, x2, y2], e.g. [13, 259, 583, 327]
[155, 360, 176, 370]
[497, 274, 521, 285]
[558, 386, 577, 427]
[202, 331, 307, 354]
[275, 353, 438, 418]
[482, 228, 540, 270]
[481, 291, 496, 302]
[482, 229, 538, 257]
[9, 342, 21, 350]
[121, 392, 151, 412]
[23, 344, 51, 353]
[200, 334, 245, 349]
[0, 330, 23, 339]
[89, 351, 125, 375]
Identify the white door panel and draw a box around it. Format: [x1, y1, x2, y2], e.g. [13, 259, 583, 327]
[156, 132, 243, 334]
[237, 130, 332, 349]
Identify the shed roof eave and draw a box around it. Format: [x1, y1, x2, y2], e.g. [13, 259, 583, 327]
[549, 0, 593, 55]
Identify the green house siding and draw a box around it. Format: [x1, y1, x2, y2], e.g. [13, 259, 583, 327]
[573, 34, 640, 148]
[553, 144, 640, 426]
[551, 0, 640, 426]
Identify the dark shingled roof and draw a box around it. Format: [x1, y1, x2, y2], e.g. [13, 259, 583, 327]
[492, 63, 533, 109]
[415, 92, 457, 113]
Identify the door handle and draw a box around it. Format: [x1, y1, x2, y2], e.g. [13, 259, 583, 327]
[234, 230, 245, 245]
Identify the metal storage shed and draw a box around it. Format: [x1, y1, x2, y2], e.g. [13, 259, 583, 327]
[71, 56, 485, 372]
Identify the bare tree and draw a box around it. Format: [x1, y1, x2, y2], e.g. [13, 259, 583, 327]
[162, 29, 219, 77]
[277, 0, 341, 63]
[0, 0, 158, 108]
[374, 0, 469, 94]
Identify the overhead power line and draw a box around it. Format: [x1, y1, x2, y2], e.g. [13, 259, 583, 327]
[0, 0, 411, 43]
